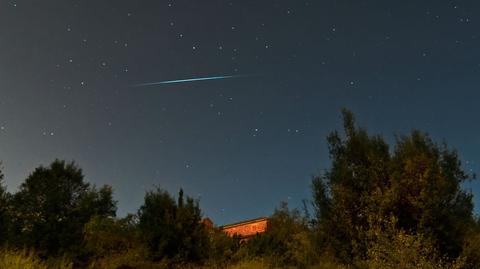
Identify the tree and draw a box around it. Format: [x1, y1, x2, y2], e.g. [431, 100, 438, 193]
[312, 109, 475, 263]
[388, 131, 474, 258]
[241, 202, 316, 268]
[10, 160, 117, 256]
[80, 185, 117, 219]
[312, 109, 391, 262]
[137, 187, 209, 263]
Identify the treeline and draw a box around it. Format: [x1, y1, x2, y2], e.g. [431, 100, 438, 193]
[0, 110, 479, 269]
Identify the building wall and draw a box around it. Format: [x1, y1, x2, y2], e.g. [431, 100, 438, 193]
[221, 218, 268, 239]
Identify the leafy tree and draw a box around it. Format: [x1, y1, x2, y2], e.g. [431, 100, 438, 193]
[174, 189, 210, 263]
[313, 109, 475, 262]
[137, 187, 177, 261]
[80, 185, 117, 219]
[138, 187, 209, 263]
[388, 131, 474, 258]
[10, 160, 117, 256]
[312, 109, 391, 262]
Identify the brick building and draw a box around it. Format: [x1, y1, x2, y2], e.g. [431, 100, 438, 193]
[220, 217, 269, 240]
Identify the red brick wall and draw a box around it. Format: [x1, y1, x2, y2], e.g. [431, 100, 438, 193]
[222, 219, 268, 238]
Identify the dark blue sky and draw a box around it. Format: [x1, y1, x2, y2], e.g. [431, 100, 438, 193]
[1, 0, 479, 225]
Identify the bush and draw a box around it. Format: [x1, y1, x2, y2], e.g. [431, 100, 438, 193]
[138, 188, 209, 264]
[238, 202, 317, 268]
[206, 228, 241, 266]
[458, 231, 480, 269]
[84, 215, 142, 259]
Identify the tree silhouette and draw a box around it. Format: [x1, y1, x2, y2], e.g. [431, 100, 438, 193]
[10, 160, 117, 256]
[313, 109, 476, 262]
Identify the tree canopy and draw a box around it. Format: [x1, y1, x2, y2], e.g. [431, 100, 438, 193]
[10, 160, 117, 256]
[138, 187, 209, 263]
[313, 109, 476, 262]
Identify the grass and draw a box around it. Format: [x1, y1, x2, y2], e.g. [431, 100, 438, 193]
[0, 248, 467, 269]
[0, 249, 72, 269]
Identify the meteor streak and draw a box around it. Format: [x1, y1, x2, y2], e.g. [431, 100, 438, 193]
[132, 75, 246, 87]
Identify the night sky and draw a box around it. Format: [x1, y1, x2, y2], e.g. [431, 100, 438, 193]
[1, 0, 480, 225]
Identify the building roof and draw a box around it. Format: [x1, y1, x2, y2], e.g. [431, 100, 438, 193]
[220, 217, 269, 229]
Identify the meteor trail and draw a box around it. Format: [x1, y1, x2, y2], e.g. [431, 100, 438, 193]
[132, 75, 247, 87]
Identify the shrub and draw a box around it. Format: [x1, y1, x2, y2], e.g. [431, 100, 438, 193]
[364, 217, 450, 269]
[138, 188, 209, 263]
[458, 231, 480, 269]
[239, 202, 317, 268]
[84, 215, 141, 259]
[206, 228, 241, 266]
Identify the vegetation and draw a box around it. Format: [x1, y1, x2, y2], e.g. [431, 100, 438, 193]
[0, 169, 9, 247]
[312, 110, 476, 266]
[0, 110, 478, 268]
[7, 160, 117, 260]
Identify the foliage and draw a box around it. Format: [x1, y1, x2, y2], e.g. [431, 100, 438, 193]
[312, 109, 476, 262]
[0, 249, 47, 269]
[0, 249, 72, 269]
[9, 160, 117, 257]
[206, 227, 241, 266]
[239, 202, 317, 268]
[458, 223, 480, 269]
[84, 214, 142, 259]
[80, 185, 117, 220]
[0, 110, 479, 268]
[363, 216, 450, 269]
[389, 130, 474, 257]
[221, 258, 269, 269]
[87, 249, 162, 269]
[0, 168, 10, 246]
[138, 187, 209, 264]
